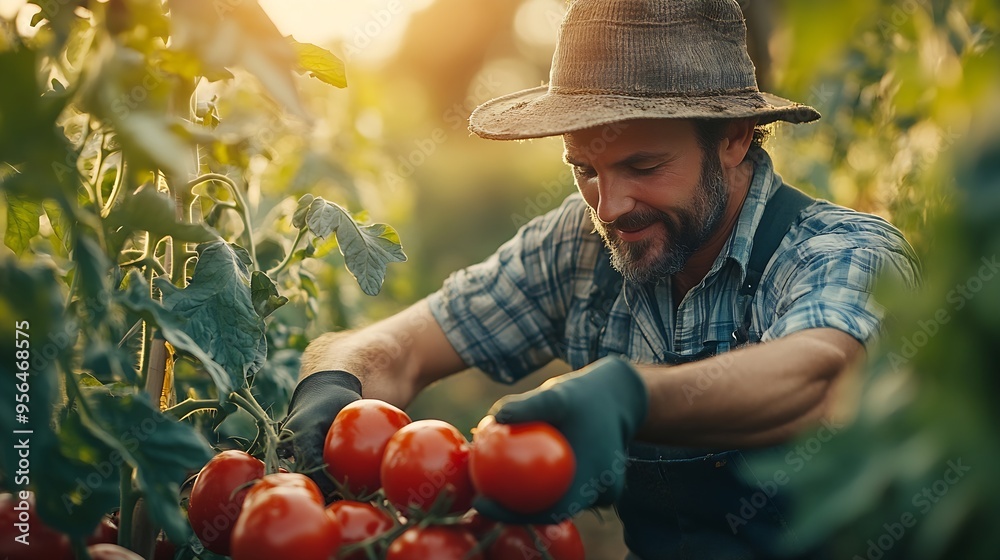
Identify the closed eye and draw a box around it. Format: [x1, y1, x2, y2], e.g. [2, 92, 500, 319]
[572, 164, 596, 179]
[630, 164, 661, 175]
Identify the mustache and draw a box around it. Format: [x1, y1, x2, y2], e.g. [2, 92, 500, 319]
[606, 208, 672, 233]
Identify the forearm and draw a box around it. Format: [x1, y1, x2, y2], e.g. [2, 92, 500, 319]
[633, 328, 862, 448]
[298, 300, 466, 408]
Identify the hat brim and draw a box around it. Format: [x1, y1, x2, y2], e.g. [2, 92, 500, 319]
[469, 86, 821, 140]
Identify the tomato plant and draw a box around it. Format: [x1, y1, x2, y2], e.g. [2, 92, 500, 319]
[328, 500, 396, 559]
[486, 520, 585, 560]
[471, 415, 575, 514]
[230, 486, 342, 560]
[386, 525, 483, 560]
[381, 419, 475, 515]
[325, 399, 412, 497]
[187, 450, 265, 555]
[0, 0, 405, 556]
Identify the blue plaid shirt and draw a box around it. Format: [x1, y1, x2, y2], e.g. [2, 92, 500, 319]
[428, 148, 919, 383]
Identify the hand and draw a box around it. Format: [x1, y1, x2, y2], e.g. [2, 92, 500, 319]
[278, 370, 362, 498]
[473, 357, 648, 524]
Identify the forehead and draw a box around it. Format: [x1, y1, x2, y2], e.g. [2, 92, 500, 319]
[562, 118, 698, 160]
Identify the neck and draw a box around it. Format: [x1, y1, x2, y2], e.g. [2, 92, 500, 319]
[672, 159, 754, 300]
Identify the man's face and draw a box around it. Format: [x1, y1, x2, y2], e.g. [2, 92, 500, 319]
[563, 118, 728, 284]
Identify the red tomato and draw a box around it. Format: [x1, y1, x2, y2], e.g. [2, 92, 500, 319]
[470, 415, 575, 514]
[187, 450, 265, 555]
[0, 492, 74, 560]
[244, 472, 323, 507]
[87, 514, 119, 546]
[324, 399, 412, 496]
[86, 543, 144, 560]
[380, 419, 474, 514]
[327, 500, 394, 560]
[386, 526, 483, 560]
[486, 520, 585, 560]
[154, 531, 176, 560]
[230, 486, 341, 560]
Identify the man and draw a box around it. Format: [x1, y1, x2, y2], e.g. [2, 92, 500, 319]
[280, 0, 919, 558]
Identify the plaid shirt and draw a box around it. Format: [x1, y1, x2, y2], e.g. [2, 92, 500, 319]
[428, 148, 919, 383]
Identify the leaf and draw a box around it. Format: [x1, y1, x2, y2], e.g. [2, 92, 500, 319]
[3, 193, 42, 255]
[107, 183, 218, 249]
[73, 235, 112, 323]
[289, 39, 347, 88]
[43, 199, 71, 251]
[80, 391, 213, 543]
[33, 409, 121, 539]
[117, 271, 235, 400]
[291, 193, 314, 229]
[153, 242, 265, 393]
[250, 270, 288, 318]
[168, 0, 308, 118]
[305, 198, 407, 296]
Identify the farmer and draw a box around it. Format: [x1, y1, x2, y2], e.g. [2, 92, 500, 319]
[281, 0, 919, 558]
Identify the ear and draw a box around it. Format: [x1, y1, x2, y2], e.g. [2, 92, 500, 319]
[717, 118, 758, 169]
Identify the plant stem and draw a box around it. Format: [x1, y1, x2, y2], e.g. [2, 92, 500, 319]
[184, 172, 258, 268]
[118, 464, 136, 549]
[101, 157, 127, 218]
[266, 227, 307, 277]
[231, 389, 279, 474]
[163, 398, 224, 421]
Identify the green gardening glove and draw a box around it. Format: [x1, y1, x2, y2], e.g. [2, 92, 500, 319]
[473, 356, 649, 524]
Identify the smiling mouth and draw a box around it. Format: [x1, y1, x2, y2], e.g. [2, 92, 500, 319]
[615, 223, 657, 242]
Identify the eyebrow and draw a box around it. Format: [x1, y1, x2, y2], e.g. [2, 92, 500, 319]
[563, 151, 671, 167]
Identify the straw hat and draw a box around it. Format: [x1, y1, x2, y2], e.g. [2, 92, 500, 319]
[469, 0, 820, 140]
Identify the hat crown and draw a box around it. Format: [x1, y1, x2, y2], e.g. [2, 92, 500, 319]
[551, 0, 760, 97]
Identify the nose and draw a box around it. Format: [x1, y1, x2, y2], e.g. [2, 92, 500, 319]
[593, 175, 636, 225]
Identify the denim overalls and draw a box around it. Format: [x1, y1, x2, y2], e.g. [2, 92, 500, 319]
[589, 186, 825, 559]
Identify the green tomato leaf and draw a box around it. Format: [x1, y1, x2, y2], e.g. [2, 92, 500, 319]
[33, 408, 121, 540]
[80, 390, 213, 543]
[43, 199, 71, 254]
[292, 193, 315, 229]
[117, 271, 235, 400]
[250, 270, 288, 319]
[153, 241, 266, 392]
[3, 193, 43, 255]
[304, 197, 406, 296]
[288, 38, 347, 88]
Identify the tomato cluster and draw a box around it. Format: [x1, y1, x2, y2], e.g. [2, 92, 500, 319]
[183, 399, 583, 559]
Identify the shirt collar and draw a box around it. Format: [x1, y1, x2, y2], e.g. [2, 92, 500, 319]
[704, 147, 784, 282]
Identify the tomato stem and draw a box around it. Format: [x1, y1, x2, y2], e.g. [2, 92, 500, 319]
[231, 389, 280, 474]
[118, 463, 136, 549]
[162, 398, 224, 421]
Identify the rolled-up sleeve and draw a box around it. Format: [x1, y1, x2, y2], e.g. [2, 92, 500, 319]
[762, 226, 920, 346]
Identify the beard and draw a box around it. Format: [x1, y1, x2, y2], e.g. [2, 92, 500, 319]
[590, 151, 729, 284]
